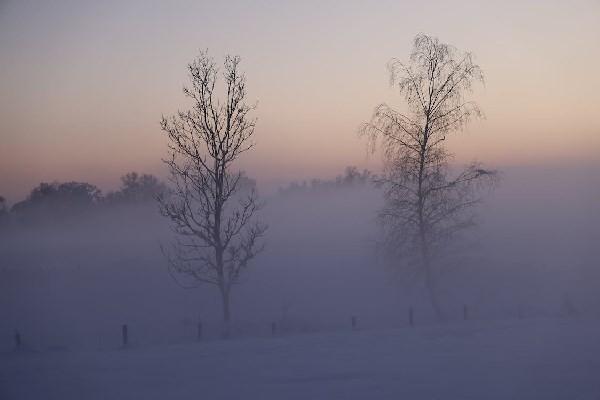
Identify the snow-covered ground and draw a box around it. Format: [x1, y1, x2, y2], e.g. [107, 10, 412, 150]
[2, 317, 600, 399]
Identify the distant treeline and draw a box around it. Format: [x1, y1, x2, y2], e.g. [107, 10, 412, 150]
[0, 172, 166, 226]
[0, 167, 373, 227]
[277, 167, 374, 196]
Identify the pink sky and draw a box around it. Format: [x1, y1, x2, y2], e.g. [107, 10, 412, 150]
[1, 0, 599, 201]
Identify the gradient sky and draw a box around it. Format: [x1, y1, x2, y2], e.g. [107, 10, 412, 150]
[1, 0, 599, 201]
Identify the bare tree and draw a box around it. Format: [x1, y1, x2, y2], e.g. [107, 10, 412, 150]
[361, 34, 496, 319]
[0, 196, 7, 226]
[106, 172, 167, 205]
[158, 51, 267, 334]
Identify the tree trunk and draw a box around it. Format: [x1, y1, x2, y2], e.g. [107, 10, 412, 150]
[424, 266, 444, 322]
[416, 123, 445, 321]
[219, 285, 231, 338]
[420, 240, 445, 321]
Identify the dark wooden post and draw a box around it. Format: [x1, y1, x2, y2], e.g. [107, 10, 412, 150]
[409, 307, 414, 327]
[122, 324, 128, 347]
[197, 320, 203, 341]
[351, 316, 357, 330]
[463, 305, 469, 321]
[14, 330, 21, 349]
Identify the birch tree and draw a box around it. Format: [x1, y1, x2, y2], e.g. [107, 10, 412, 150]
[362, 34, 496, 319]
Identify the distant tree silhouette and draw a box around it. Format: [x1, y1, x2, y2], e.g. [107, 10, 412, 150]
[361, 34, 496, 319]
[0, 196, 7, 227]
[11, 182, 101, 222]
[106, 172, 167, 205]
[278, 166, 373, 196]
[333, 166, 373, 187]
[158, 51, 267, 335]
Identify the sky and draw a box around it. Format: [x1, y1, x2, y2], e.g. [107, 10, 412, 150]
[1, 0, 599, 201]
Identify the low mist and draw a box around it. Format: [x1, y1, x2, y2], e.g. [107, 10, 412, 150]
[2, 165, 598, 352]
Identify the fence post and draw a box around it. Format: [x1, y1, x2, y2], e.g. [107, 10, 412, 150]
[122, 324, 128, 347]
[14, 330, 21, 350]
[409, 307, 414, 327]
[271, 322, 277, 336]
[463, 305, 469, 321]
[351, 316, 357, 330]
[197, 320, 203, 341]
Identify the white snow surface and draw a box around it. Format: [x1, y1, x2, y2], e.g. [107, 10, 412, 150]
[2, 317, 600, 399]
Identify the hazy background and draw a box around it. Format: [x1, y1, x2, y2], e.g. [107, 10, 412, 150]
[2, 2, 600, 399]
[1, 0, 600, 353]
[1, 0, 600, 201]
[1, 165, 599, 352]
